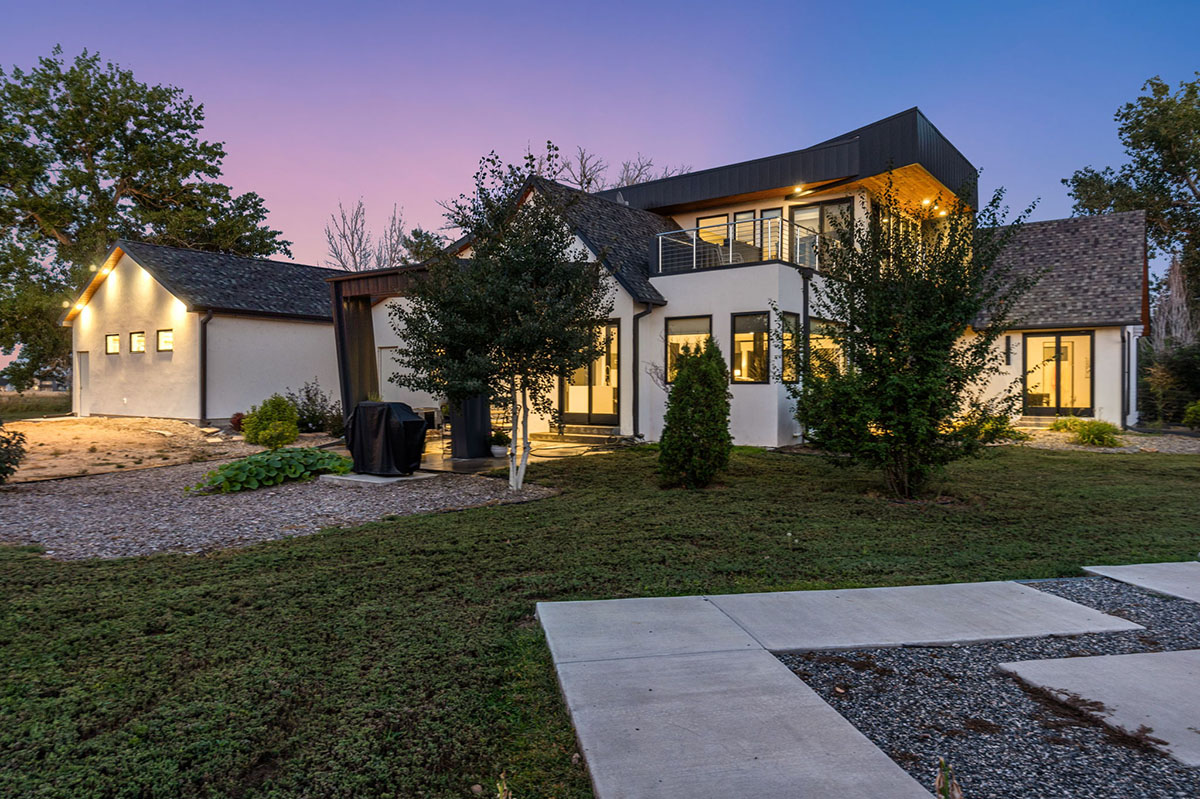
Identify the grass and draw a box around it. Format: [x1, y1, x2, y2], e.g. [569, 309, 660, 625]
[2, 446, 1198, 797]
[0, 391, 70, 422]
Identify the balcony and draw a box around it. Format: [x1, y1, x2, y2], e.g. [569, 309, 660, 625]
[654, 216, 826, 275]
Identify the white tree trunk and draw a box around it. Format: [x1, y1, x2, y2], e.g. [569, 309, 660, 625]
[516, 382, 532, 490]
[508, 384, 520, 491]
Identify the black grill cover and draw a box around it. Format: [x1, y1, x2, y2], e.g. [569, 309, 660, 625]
[345, 401, 427, 476]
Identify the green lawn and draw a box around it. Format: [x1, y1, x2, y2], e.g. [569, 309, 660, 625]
[0, 391, 70, 422]
[2, 446, 1198, 798]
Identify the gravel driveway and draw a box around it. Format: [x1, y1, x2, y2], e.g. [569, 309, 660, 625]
[0, 462, 554, 560]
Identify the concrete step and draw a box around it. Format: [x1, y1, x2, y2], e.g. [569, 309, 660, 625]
[1014, 415, 1055, 430]
[529, 431, 628, 445]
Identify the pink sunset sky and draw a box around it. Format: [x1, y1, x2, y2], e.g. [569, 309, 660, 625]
[3, 0, 1198, 268]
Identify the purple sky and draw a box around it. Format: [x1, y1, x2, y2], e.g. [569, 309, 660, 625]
[3, 0, 1198, 268]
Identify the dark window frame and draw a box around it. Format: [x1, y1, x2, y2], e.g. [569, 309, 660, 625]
[156, 328, 174, 352]
[788, 196, 854, 234]
[730, 311, 771, 385]
[129, 331, 147, 354]
[1021, 329, 1095, 417]
[695, 213, 730, 246]
[780, 311, 801, 383]
[664, 314, 713, 385]
[105, 333, 120, 355]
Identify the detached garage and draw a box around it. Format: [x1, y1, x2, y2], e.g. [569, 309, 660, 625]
[62, 240, 343, 424]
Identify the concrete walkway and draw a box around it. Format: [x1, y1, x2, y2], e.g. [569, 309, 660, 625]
[539, 581, 1140, 798]
[1084, 561, 1200, 604]
[999, 649, 1200, 766]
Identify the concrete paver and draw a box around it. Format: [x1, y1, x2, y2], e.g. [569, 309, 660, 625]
[557, 649, 933, 798]
[999, 649, 1200, 766]
[707, 580, 1141, 652]
[1084, 561, 1200, 604]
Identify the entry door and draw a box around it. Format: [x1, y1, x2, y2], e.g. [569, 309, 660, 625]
[1023, 332, 1093, 416]
[562, 321, 619, 427]
[76, 351, 89, 416]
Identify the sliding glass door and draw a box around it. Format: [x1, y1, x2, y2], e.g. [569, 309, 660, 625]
[562, 321, 620, 426]
[1023, 332, 1093, 416]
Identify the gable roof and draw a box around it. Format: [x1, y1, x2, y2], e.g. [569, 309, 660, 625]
[996, 211, 1147, 329]
[530, 177, 678, 305]
[65, 240, 344, 323]
[594, 107, 978, 212]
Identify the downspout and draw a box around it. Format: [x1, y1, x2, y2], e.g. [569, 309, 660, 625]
[199, 310, 214, 424]
[1120, 328, 1130, 428]
[631, 302, 654, 439]
[799, 272, 812, 442]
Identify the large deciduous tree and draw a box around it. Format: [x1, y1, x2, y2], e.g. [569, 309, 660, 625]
[792, 181, 1035, 498]
[1064, 73, 1200, 322]
[0, 46, 291, 388]
[389, 146, 613, 490]
[323, 199, 447, 270]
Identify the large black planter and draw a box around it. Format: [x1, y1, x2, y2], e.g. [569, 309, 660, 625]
[448, 396, 491, 459]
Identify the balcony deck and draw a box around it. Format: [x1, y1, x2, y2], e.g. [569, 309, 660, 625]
[653, 217, 826, 275]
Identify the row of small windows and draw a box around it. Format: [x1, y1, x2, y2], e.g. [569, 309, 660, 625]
[665, 313, 804, 384]
[105, 330, 173, 354]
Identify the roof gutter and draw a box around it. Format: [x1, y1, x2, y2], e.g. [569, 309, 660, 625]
[631, 302, 654, 439]
[199, 310, 214, 424]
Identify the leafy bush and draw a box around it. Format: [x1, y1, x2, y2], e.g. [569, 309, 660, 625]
[490, 428, 511, 446]
[1073, 420, 1122, 447]
[256, 420, 300, 450]
[229, 412, 245, 432]
[285, 378, 339, 433]
[1139, 342, 1200, 423]
[190, 447, 351, 493]
[0, 420, 26, 483]
[1052, 416, 1121, 447]
[1048, 416, 1083, 433]
[979, 415, 1031, 443]
[1185, 400, 1200, 430]
[658, 337, 732, 488]
[242, 394, 300, 448]
[324, 407, 345, 438]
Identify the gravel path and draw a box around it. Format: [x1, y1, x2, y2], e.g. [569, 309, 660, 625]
[1023, 429, 1200, 454]
[0, 461, 554, 560]
[779, 578, 1200, 799]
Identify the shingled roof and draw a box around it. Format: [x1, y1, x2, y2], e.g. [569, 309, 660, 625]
[994, 211, 1146, 329]
[531, 177, 679, 305]
[114, 240, 344, 320]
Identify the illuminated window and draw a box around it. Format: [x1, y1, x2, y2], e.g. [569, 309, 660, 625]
[809, 320, 846, 376]
[105, 334, 120, 354]
[781, 312, 801, 383]
[696, 213, 729, 245]
[130, 331, 146, 353]
[157, 329, 174, 352]
[731, 313, 769, 383]
[665, 316, 711, 382]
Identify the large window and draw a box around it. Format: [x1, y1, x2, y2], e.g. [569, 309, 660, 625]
[665, 316, 711, 382]
[781, 312, 801, 382]
[696, 213, 729, 245]
[731, 312, 769, 383]
[790, 199, 853, 267]
[156, 329, 174, 352]
[105, 334, 120, 355]
[809, 320, 845, 376]
[130, 331, 146, 353]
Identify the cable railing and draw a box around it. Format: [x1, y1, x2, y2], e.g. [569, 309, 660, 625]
[654, 217, 826, 274]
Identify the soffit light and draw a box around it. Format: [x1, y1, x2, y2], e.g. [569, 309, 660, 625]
[922, 199, 931, 206]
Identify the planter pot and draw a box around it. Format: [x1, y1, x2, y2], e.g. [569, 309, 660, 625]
[490, 445, 508, 458]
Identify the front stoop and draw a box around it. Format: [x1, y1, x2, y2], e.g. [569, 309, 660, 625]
[529, 425, 630, 445]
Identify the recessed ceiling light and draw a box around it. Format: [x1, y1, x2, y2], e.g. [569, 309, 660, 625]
[922, 199, 931, 206]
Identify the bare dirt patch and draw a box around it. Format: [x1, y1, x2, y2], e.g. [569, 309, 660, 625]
[6, 417, 333, 482]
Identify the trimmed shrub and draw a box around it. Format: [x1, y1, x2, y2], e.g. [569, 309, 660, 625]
[0, 420, 26, 484]
[490, 429, 511, 446]
[324, 406, 345, 438]
[1185, 400, 1200, 431]
[190, 447, 351, 494]
[658, 337, 732, 488]
[242, 394, 300, 448]
[257, 421, 300, 450]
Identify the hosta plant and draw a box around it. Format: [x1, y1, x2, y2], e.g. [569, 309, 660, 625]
[189, 447, 351, 494]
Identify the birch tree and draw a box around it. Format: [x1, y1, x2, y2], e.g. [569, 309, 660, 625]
[388, 146, 612, 490]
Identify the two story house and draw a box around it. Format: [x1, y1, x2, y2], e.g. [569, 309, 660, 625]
[330, 108, 1147, 448]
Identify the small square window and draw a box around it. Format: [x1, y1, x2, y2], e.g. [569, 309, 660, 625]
[105, 334, 120, 354]
[157, 329, 174, 352]
[130, 332, 146, 353]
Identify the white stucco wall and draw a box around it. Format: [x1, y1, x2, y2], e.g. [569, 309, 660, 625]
[637, 262, 807, 447]
[372, 298, 444, 411]
[205, 315, 339, 421]
[69, 254, 200, 419]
